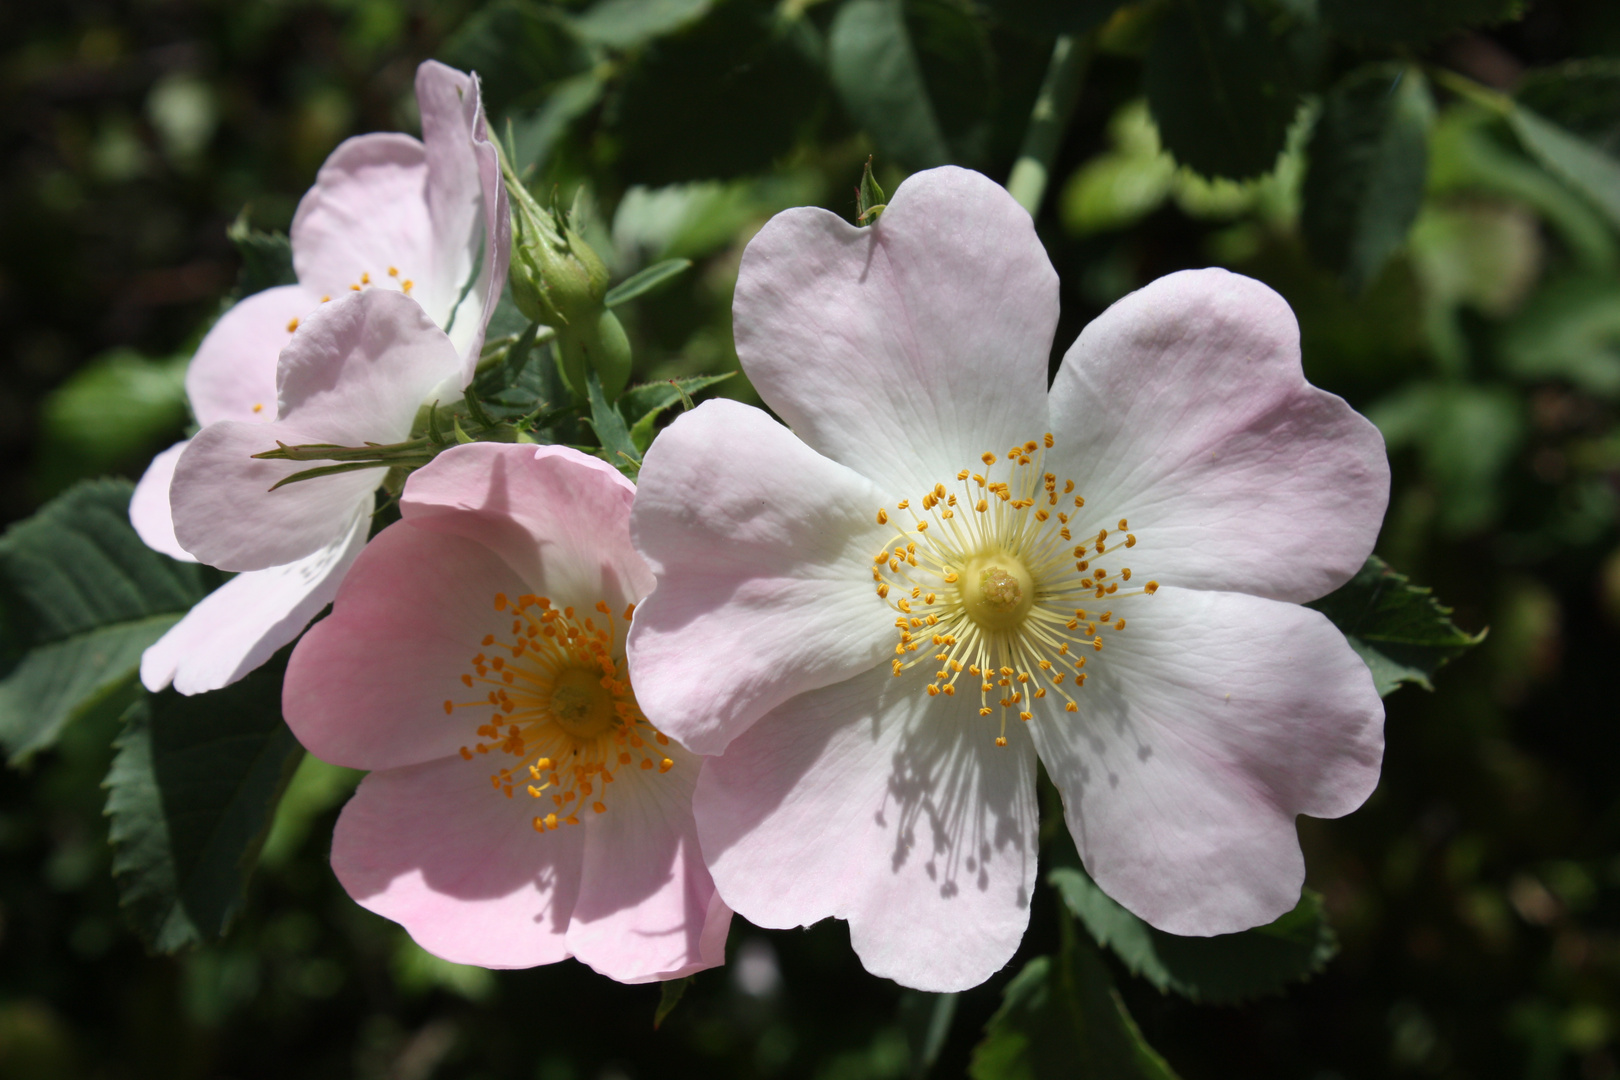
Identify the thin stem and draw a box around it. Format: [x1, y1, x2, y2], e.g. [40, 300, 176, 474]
[1006, 32, 1094, 217]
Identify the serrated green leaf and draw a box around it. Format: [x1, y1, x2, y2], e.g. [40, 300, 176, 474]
[441, 0, 590, 115]
[586, 371, 641, 476]
[226, 211, 295, 297]
[830, 0, 956, 170]
[1506, 105, 1620, 234]
[104, 650, 304, 953]
[654, 974, 692, 1029]
[1302, 65, 1432, 290]
[1320, 0, 1525, 44]
[1307, 554, 1484, 694]
[605, 258, 692, 308]
[1144, 0, 1299, 181]
[622, 373, 734, 452]
[969, 934, 1180, 1080]
[1049, 866, 1338, 1005]
[0, 481, 216, 764]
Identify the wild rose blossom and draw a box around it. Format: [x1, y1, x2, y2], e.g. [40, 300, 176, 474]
[626, 166, 1388, 992]
[131, 60, 508, 694]
[283, 442, 729, 981]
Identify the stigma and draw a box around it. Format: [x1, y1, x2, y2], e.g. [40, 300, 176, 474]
[871, 435, 1160, 745]
[442, 594, 673, 832]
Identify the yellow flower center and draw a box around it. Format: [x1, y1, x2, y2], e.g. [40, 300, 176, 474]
[872, 434, 1160, 745]
[443, 593, 674, 833]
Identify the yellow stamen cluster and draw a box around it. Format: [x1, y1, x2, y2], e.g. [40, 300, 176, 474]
[444, 594, 673, 832]
[872, 434, 1160, 745]
[344, 266, 414, 296]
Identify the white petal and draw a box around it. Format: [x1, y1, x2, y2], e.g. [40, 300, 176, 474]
[141, 503, 370, 695]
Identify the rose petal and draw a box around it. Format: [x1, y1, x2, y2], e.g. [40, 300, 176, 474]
[567, 748, 730, 984]
[732, 166, 1057, 496]
[284, 520, 522, 771]
[141, 502, 369, 694]
[186, 285, 322, 426]
[415, 60, 510, 377]
[1047, 268, 1389, 604]
[172, 290, 459, 571]
[1029, 585, 1383, 937]
[402, 443, 651, 619]
[628, 400, 894, 756]
[696, 664, 1038, 992]
[289, 132, 440, 318]
[130, 441, 197, 563]
[332, 754, 584, 969]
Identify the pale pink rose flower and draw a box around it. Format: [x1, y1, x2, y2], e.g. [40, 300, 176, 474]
[132, 59, 509, 694]
[283, 442, 731, 982]
[625, 166, 1389, 992]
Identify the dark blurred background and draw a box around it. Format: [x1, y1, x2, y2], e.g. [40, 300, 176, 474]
[4, 0, 1620, 1077]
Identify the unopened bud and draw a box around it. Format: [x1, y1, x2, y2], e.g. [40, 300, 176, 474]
[502, 152, 610, 332]
[559, 308, 632, 400]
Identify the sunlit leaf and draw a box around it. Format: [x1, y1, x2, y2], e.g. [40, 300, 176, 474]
[104, 650, 304, 953]
[587, 371, 641, 475]
[605, 258, 692, 308]
[571, 0, 712, 50]
[622, 373, 734, 452]
[1050, 866, 1338, 1005]
[34, 348, 188, 498]
[1307, 555, 1485, 694]
[0, 481, 216, 764]
[1506, 105, 1620, 234]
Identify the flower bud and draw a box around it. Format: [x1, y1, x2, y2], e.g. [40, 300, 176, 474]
[502, 153, 610, 329]
[559, 308, 632, 400]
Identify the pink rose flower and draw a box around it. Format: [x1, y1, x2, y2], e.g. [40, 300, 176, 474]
[132, 60, 510, 694]
[625, 166, 1389, 991]
[283, 442, 730, 982]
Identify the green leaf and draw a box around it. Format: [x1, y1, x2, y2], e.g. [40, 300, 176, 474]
[104, 649, 304, 952]
[1369, 381, 1525, 536]
[1497, 273, 1620, 397]
[1307, 555, 1485, 695]
[1049, 866, 1339, 1005]
[34, 348, 189, 498]
[441, 0, 590, 115]
[1319, 0, 1525, 44]
[653, 975, 692, 1029]
[605, 258, 692, 308]
[856, 156, 888, 224]
[830, 0, 993, 170]
[614, 4, 827, 184]
[507, 73, 605, 176]
[571, 0, 712, 50]
[586, 371, 641, 476]
[1302, 64, 1433, 290]
[1516, 59, 1620, 157]
[226, 211, 295, 297]
[898, 990, 958, 1078]
[621, 373, 734, 452]
[980, 0, 1127, 38]
[0, 481, 216, 764]
[1505, 104, 1620, 235]
[969, 935, 1180, 1080]
[1144, 0, 1300, 180]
